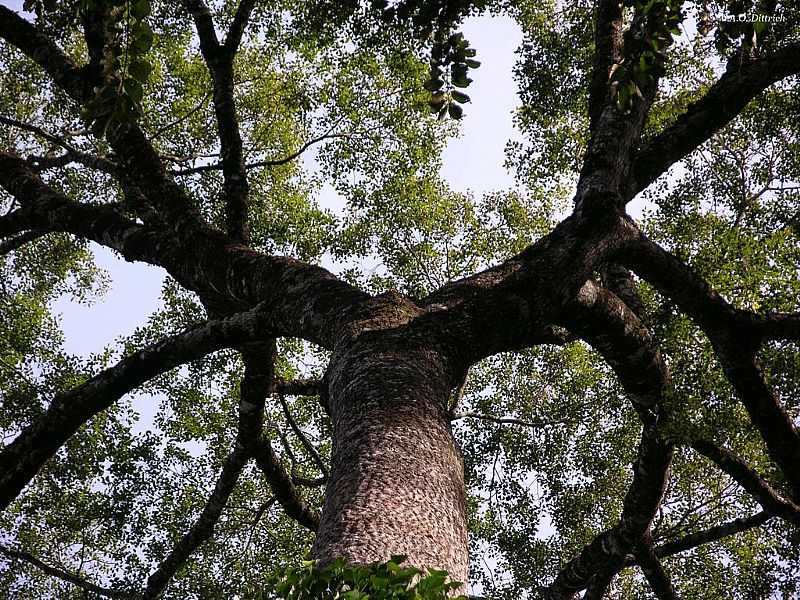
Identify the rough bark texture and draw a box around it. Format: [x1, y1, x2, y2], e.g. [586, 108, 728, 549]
[312, 333, 469, 584]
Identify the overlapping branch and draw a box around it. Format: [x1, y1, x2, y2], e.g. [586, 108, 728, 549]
[619, 233, 800, 498]
[542, 282, 673, 598]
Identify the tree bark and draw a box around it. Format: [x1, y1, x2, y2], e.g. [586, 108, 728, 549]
[312, 334, 469, 585]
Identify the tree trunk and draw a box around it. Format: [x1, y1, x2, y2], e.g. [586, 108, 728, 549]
[311, 337, 468, 585]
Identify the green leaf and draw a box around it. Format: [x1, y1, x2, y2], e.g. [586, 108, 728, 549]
[131, 24, 154, 53]
[128, 59, 152, 82]
[131, 0, 150, 20]
[423, 78, 444, 92]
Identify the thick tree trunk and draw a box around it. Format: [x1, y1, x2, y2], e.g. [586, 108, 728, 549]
[311, 338, 468, 585]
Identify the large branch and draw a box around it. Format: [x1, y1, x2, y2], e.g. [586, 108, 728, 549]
[690, 439, 800, 525]
[0, 544, 133, 599]
[543, 283, 673, 598]
[564, 281, 669, 410]
[587, 0, 623, 130]
[619, 233, 800, 498]
[184, 0, 253, 242]
[651, 511, 770, 559]
[0, 229, 47, 255]
[630, 42, 800, 199]
[0, 6, 89, 101]
[141, 445, 248, 598]
[275, 377, 321, 397]
[0, 306, 277, 510]
[0, 149, 370, 348]
[0, 150, 172, 260]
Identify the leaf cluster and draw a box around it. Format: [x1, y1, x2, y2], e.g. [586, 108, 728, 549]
[262, 556, 466, 600]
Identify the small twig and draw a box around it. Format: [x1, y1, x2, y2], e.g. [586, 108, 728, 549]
[150, 91, 213, 140]
[450, 412, 577, 429]
[277, 392, 329, 480]
[0, 544, 134, 599]
[173, 132, 351, 175]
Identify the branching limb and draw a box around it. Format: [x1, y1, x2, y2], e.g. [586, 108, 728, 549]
[619, 233, 800, 498]
[0, 149, 369, 349]
[0, 150, 170, 263]
[543, 283, 673, 598]
[759, 312, 800, 342]
[0, 544, 134, 599]
[224, 0, 257, 54]
[277, 392, 329, 480]
[690, 439, 800, 525]
[599, 263, 646, 320]
[630, 42, 800, 200]
[634, 536, 676, 600]
[0, 304, 277, 511]
[253, 435, 320, 532]
[543, 424, 672, 599]
[0, 115, 118, 174]
[142, 343, 276, 599]
[0, 6, 201, 230]
[183, 0, 251, 242]
[0, 207, 32, 238]
[565, 280, 669, 411]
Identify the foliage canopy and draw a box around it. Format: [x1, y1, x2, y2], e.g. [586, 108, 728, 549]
[0, 0, 799, 599]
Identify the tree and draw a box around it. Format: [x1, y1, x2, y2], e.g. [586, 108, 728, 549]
[0, 0, 799, 597]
